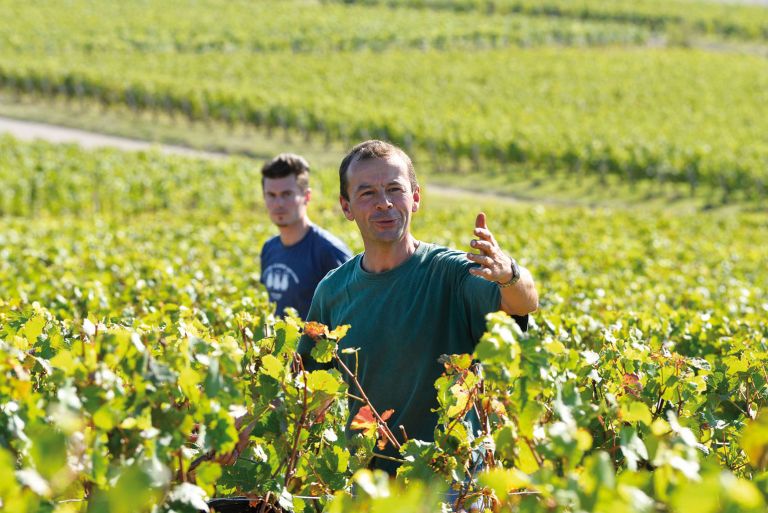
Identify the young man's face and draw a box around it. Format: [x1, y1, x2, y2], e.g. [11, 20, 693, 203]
[263, 175, 310, 228]
[339, 155, 419, 246]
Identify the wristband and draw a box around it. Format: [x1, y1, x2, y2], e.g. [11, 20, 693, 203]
[497, 258, 521, 288]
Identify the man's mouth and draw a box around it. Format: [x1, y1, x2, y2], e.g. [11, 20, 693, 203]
[372, 217, 398, 227]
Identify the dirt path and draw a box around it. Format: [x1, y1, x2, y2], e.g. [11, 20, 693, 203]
[1, 115, 544, 206]
[0, 116, 227, 159]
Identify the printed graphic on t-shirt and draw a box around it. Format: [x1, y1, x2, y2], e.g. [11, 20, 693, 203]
[262, 263, 300, 300]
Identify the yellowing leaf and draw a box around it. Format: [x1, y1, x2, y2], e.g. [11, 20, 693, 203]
[740, 411, 768, 470]
[329, 324, 350, 340]
[306, 370, 343, 396]
[576, 428, 593, 451]
[478, 467, 531, 500]
[179, 367, 201, 401]
[722, 473, 765, 509]
[620, 400, 653, 426]
[260, 354, 284, 381]
[20, 315, 46, 343]
[517, 440, 539, 473]
[50, 350, 79, 374]
[120, 417, 138, 429]
[542, 338, 566, 355]
[93, 408, 116, 430]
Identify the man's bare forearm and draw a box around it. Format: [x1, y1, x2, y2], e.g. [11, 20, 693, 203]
[499, 266, 538, 316]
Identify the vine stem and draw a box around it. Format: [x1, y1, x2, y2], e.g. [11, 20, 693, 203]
[333, 353, 401, 450]
[523, 436, 544, 468]
[285, 354, 310, 487]
[178, 450, 186, 482]
[305, 459, 333, 496]
[347, 392, 365, 403]
[371, 452, 407, 464]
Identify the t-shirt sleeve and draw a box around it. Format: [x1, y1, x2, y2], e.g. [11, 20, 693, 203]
[460, 267, 502, 343]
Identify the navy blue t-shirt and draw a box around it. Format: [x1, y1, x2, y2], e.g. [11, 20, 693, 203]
[260, 225, 352, 319]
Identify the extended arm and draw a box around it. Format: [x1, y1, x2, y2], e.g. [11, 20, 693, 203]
[466, 212, 538, 316]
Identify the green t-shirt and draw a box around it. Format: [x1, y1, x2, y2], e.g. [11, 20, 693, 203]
[298, 242, 526, 473]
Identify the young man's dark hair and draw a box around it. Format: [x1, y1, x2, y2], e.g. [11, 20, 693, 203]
[338, 140, 417, 201]
[261, 153, 310, 192]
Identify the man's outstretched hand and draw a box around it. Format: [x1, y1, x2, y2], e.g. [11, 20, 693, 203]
[467, 212, 515, 284]
[467, 212, 538, 316]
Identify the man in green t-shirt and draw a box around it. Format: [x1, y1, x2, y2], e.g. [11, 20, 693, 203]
[298, 140, 538, 474]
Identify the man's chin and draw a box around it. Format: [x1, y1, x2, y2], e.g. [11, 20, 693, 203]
[271, 215, 289, 227]
[369, 229, 406, 243]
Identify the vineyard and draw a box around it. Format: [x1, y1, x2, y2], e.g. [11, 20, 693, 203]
[2, 0, 768, 201]
[1, 136, 767, 511]
[2, 0, 768, 511]
[337, 0, 768, 42]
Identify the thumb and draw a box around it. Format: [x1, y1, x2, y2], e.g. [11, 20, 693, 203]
[475, 212, 487, 230]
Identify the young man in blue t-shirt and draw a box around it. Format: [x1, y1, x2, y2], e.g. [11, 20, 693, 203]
[260, 153, 352, 319]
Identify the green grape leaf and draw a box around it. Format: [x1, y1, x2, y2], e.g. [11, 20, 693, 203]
[259, 354, 285, 381]
[310, 338, 337, 364]
[620, 399, 653, 426]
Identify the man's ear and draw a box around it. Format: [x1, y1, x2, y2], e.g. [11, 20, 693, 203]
[411, 185, 420, 213]
[303, 188, 312, 204]
[339, 196, 354, 221]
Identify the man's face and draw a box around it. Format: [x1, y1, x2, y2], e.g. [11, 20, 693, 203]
[339, 155, 419, 246]
[263, 175, 310, 228]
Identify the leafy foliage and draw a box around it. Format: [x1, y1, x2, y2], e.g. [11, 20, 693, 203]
[1, 135, 767, 511]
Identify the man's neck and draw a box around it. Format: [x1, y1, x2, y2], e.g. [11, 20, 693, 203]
[361, 235, 419, 273]
[278, 218, 312, 246]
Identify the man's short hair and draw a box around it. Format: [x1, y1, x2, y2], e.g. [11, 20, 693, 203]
[339, 140, 417, 201]
[261, 153, 310, 192]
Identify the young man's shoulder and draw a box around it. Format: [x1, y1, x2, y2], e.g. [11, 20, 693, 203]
[309, 225, 351, 254]
[319, 253, 358, 284]
[312, 253, 358, 297]
[261, 234, 282, 253]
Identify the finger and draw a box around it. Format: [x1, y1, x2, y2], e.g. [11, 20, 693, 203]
[473, 227, 496, 243]
[470, 239, 494, 254]
[466, 253, 493, 266]
[468, 266, 494, 279]
[475, 212, 487, 231]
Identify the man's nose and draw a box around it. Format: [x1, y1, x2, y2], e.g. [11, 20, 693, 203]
[374, 191, 393, 209]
